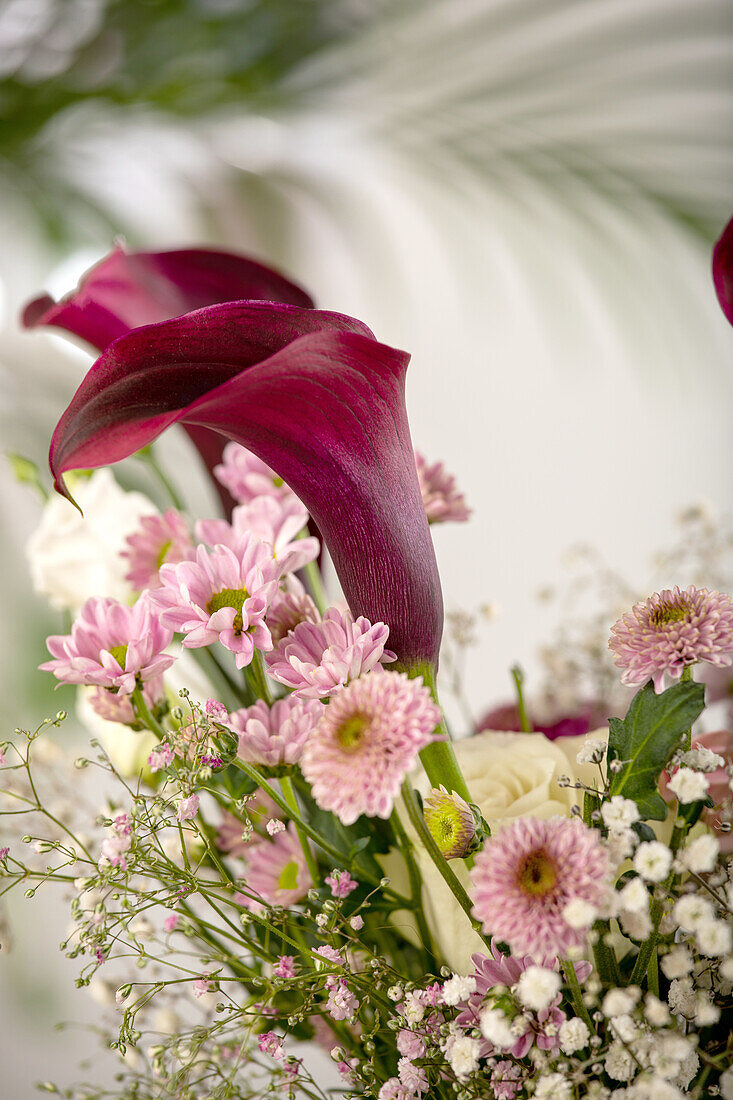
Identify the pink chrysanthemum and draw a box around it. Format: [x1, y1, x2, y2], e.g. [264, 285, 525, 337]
[266, 583, 320, 647]
[149, 535, 280, 668]
[300, 670, 443, 825]
[609, 585, 733, 690]
[229, 696, 323, 766]
[265, 606, 396, 699]
[40, 594, 174, 692]
[240, 823, 312, 911]
[197, 497, 319, 575]
[87, 677, 165, 723]
[415, 451, 471, 524]
[214, 442, 295, 506]
[469, 817, 609, 959]
[122, 509, 194, 591]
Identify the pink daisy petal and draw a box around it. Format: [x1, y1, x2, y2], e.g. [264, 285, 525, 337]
[415, 451, 471, 524]
[122, 509, 195, 591]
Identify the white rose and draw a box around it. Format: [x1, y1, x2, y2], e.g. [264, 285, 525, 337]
[383, 728, 607, 972]
[26, 468, 158, 611]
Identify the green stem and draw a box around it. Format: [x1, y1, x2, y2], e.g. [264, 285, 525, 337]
[408, 662, 472, 803]
[136, 445, 184, 511]
[131, 687, 167, 740]
[629, 817, 690, 987]
[390, 808, 438, 966]
[281, 774, 320, 886]
[401, 781, 490, 949]
[194, 647, 253, 707]
[246, 650, 274, 704]
[511, 664, 533, 732]
[592, 920, 621, 986]
[303, 558, 328, 615]
[562, 958, 594, 1032]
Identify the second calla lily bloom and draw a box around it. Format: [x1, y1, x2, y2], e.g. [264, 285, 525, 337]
[44, 295, 444, 669]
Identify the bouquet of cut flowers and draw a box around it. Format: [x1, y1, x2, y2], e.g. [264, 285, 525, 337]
[2, 218, 733, 1099]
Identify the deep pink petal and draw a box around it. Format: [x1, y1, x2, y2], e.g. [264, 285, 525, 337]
[713, 215, 733, 326]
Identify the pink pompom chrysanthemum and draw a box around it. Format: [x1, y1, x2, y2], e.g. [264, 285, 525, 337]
[609, 585, 733, 690]
[239, 823, 312, 911]
[265, 606, 396, 699]
[214, 442, 295, 506]
[40, 594, 174, 692]
[300, 669, 443, 825]
[197, 496, 319, 575]
[122, 509, 194, 591]
[266, 583, 320, 647]
[415, 451, 471, 524]
[469, 817, 609, 959]
[230, 696, 324, 766]
[149, 535, 280, 668]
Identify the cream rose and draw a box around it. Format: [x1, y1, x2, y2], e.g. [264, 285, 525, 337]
[383, 728, 608, 972]
[26, 468, 158, 612]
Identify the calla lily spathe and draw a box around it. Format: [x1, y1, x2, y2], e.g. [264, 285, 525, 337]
[27, 250, 444, 670]
[713, 214, 733, 327]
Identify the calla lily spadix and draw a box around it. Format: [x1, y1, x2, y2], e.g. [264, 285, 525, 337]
[23, 244, 314, 512]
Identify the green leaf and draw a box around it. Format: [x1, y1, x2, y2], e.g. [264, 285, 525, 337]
[608, 680, 705, 820]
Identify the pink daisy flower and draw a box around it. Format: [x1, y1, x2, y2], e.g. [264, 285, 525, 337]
[40, 594, 174, 692]
[300, 670, 443, 825]
[240, 823, 312, 911]
[229, 696, 324, 766]
[197, 497, 319, 575]
[469, 817, 609, 959]
[609, 585, 733, 690]
[265, 606, 396, 699]
[214, 442, 295, 506]
[149, 535, 280, 668]
[266, 583, 320, 647]
[415, 451, 471, 524]
[122, 509, 194, 591]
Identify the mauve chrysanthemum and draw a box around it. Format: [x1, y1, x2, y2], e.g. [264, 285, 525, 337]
[609, 585, 733, 690]
[415, 451, 471, 524]
[40, 594, 175, 692]
[240, 823, 312, 911]
[469, 817, 609, 959]
[122, 508, 195, 591]
[149, 535, 280, 668]
[214, 442, 296, 506]
[196, 496, 319, 575]
[300, 669, 443, 825]
[266, 583, 320, 647]
[265, 606, 396, 699]
[230, 696, 324, 766]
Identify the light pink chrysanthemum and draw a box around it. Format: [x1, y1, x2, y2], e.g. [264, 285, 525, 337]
[609, 585, 733, 690]
[197, 497, 319, 575]
[149, 535, 280, 668]
[300, 670, 443, 825]
[214, 442, 295, 506]
[40, 595, 174, 692]
[266, 583, 320, 647]
[122, 509, 194, 591]
[470, 818, 609, 959]
[265, 607, 396, 699]
[415, 451, 471, 524]
[88, 677, 165, 723]
[229, 697, 324, 766]
[240, 823, 312, 911]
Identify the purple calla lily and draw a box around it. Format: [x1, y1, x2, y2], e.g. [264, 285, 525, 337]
[713, 215, 733, 326]
[23, 244, 314, 511]
[43, 298, 443, 670]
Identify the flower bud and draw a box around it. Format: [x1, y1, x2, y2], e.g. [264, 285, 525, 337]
[423, 786, 477, 859]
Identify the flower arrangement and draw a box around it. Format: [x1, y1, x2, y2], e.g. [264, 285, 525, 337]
[2, 220, 733, 1099]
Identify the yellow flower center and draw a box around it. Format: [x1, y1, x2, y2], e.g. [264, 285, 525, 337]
[650, 599, 691, 627]
[336, 713, 369, 753]
[518, 849, 557, 896]
[206, 587, 249, 635]
[108, 644, 128, 667]
[277, 860, 299, 891]
[156, 539, 172, 568]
